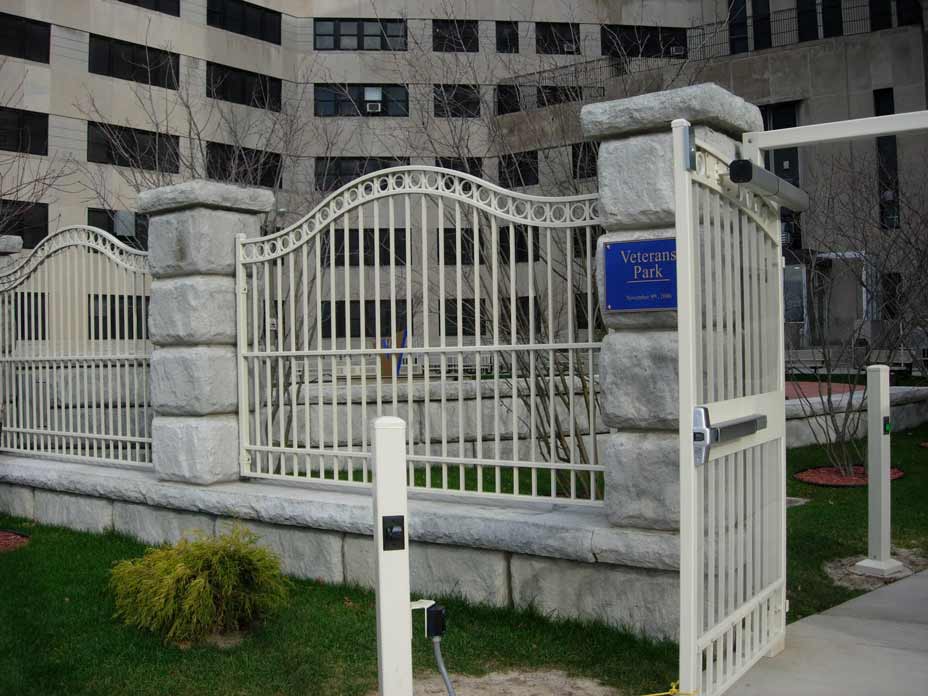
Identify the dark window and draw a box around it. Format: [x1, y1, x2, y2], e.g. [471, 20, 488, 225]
[321, 299, 408, 339]
[820, 0, 843, 37]
[16, 292, 46, 340]
[321, 228, 406, 267]
[0, 11, 50, 63]
[206, 142, 282, 188]
[575, 292, 604, 331]
[89, 35, 179, 90]
[496, 21, 519, 53]
[435, 157, 482, 177]
[314, 156, 409, 191]
[434, 84, 481, 118]
[761, 102, 802, 245]
[207, 62, 281, 111]
[537, 85, 582, 107]
[207, 0, 281, 44]
[897, 0, 923, 26]
[433, 19, 479, 52]
[87, 121, 180, 173]
[881, 272, 902, 319]
[497, 225, 539, 263]
[797, 0, 819, 41]
[601, 25, 687, 58]
[572, 142, 598, 180]
[869, 0, 893, 30]
[115, 0, 180, 16]
[314, 84, 408, 117]
[496, 85, 524, 115]
[536, 22, 580, 54]
[729, 0, 749, 54]
[0, 107, 48, 156]
[753, 0, 772, 49]
[438, 228, 481, 266]
[0, 200, 48, 248]
[444, 298, 484, 337]
[88, 294, 149, 340]
[499, 151, 539, 188]
[874, 88, 899, 229]
[87, 208, 150, 250]
[314, 18, 407, 51]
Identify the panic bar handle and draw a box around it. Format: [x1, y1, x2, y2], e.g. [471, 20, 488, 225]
[693, 407, 767, 465]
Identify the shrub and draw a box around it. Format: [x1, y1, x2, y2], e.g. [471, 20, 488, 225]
[110, 525, 289, 642]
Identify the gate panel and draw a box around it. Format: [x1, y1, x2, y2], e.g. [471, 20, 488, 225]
[675, 122, 787, 694]
[0, 226, 152, 466]
[237, 167, 606, 503]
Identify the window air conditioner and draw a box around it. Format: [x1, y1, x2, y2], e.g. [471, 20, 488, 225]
[366, 102, 383, 113]
[563, 42, 577, 52]
[670, 45, 686, 56]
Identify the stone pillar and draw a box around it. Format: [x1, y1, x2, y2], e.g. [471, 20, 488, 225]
[138, 181, 274, 484]
[581, 84, 763, 529]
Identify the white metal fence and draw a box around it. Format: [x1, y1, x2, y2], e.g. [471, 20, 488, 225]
[237, 166, 606, 503]
[0, 226, 152, 467]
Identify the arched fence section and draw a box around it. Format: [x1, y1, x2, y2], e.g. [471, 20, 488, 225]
[0, 226, 152, 467]
[236, 167, 607, 504]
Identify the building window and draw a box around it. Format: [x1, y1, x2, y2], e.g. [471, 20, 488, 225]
[206, 0, 281, 45]
[897, 0, 923, 26]
[434, 84, 481, 118]
[575, 292, 604, 331]
[313, 19, 407, 51]
[496, 85, 524, 115]
[438, 228, 481, 266]
[432, 19, 479, 52]
[601, 25, 687, 58]
[536, 22, 580, 54]
[89, 35, 179, 90]
[760, 102, 802, 246]
[444, 298, 483, 337]
[496, 21, 519, 53]
[497, 225, 539, 263]
[797, 0, 819, 41]
[206, 142, 282, 188]
[874, 88, 899, 229]
[0, 200, 48, 248]
[88, 294, 148, 340]
[0, 11, 50, 64]
[728, 0, 749, 54]
[869, 0, 893, 31]
[321, 299, 408, 339]
[880, 272, 902, 319]
[435, 157, 482, 177]
[87, 208, 150, 250]
[320, 228, 407, 267]
[820, 0, 843, 37]
[572, 142, 598, 180]
[314, 156, 409, 192]
[499, 151, 539, 188]
[751, 0, 772, 49]
[87, 122, 180, 173]
[537, 85, 583, 107]
[0, 107, 48, 156]
[207, 62, 281, 111]
[314, 84, 408, 117]
[115, 0, 180, 17]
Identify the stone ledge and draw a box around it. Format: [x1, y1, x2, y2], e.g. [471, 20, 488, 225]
[138, 180, 275, 215]
[785, 386, 928, 419]
[0, 455, 679, 571]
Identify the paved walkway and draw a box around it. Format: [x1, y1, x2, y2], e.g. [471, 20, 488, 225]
[733, 570, 928, 695]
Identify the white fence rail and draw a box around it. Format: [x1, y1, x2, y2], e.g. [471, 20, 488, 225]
[0, 226, 152, 467]
[237, 166, 607, 504]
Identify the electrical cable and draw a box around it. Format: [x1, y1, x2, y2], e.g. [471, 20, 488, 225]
[431, 636, 456, 696]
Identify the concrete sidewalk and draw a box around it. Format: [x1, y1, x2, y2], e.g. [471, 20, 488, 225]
[733, 570, 928, 695]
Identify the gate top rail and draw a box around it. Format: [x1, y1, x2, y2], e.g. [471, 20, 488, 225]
[241, 166, 602, 264]
[0, 225, 149, 293]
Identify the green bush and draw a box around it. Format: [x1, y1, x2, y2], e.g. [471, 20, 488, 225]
[110, 525, 289, 642]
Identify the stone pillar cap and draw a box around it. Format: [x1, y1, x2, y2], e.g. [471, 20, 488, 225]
[581, 83, 764, 141]
[138, 179, 276, 215]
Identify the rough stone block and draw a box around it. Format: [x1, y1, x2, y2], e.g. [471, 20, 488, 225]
[138, 179, 276, 216]
[510, 554, 678, 638]
[344, 536, 511, 606]
[149, 276, 236, 346]
[581, 83, 763, 140]
[150, 346, 237, 416]
[35, 490, 113, 533]
[0, 484, 34, 518]
[599, 331, 678, 430]
[0, 235, 24, 254]
[217, 518, 344, 583]
[603, 432, 679, 530]
[113, 502, 214, 546]
[152, 415, 240, 484]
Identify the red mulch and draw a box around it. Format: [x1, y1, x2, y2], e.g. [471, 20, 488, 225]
[0, 530, 29, 553]
[795, 465, 905, 487]
[785, 381, 857, 400]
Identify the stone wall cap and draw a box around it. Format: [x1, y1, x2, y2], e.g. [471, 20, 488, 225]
[138, 180, 275, 215]
[581, 83, 764, 141]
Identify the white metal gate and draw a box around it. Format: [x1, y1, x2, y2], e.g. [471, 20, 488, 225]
[674, 121, 787, 694]
[0, 226, 152, 466]
[236, 166, 606, 504]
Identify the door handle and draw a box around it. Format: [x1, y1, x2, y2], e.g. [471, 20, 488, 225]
[693, 407, 767, 465]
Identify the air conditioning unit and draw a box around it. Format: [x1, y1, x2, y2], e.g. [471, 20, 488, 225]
[670, 45, 686, 57]
[366, 102, 383, 113]
[563, 42, 577, 52]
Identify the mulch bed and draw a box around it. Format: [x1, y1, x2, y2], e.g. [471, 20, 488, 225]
[795, 465, 905, 487]
[0, 530, 29, 553]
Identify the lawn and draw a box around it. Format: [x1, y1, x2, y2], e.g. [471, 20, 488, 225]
[1, 423, 926, 695]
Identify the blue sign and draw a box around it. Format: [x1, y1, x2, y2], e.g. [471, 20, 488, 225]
[603, 238, 677, 312]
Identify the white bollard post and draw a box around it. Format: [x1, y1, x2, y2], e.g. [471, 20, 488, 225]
[854, 365, 904, 577]
[371, 416, 414, 696]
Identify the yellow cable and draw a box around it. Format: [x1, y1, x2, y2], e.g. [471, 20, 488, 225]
[640, 680, 698, 696]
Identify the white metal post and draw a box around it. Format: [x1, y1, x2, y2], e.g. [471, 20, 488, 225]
[854, 365, 904, 577]
[372, 416, 414, 696]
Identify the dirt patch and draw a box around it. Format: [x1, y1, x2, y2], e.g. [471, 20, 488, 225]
[824, 548, 928, 591]
[0, 530, 29, 553]
[175, 630, 246, 651]
[367, 671, 620, 696]
[795, 465, 905, 487]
